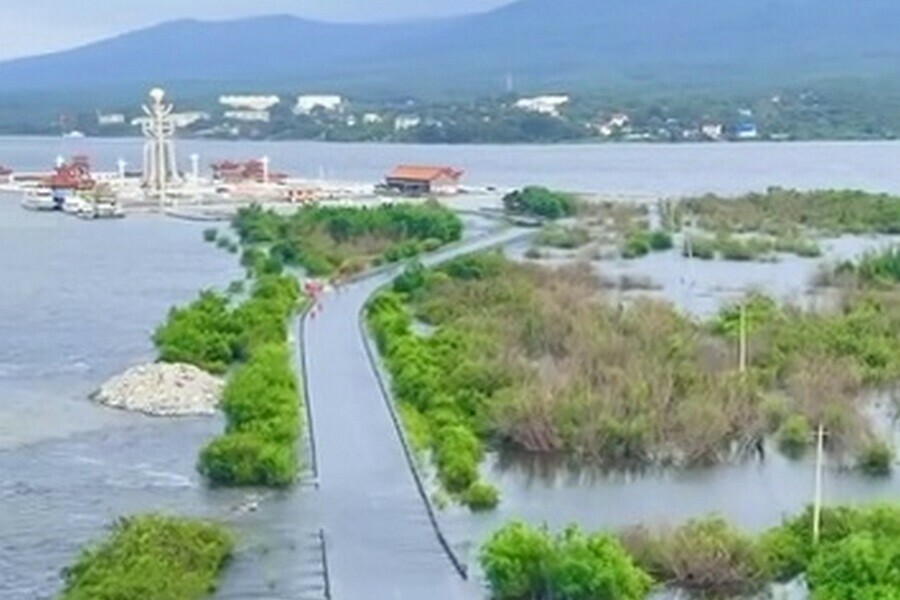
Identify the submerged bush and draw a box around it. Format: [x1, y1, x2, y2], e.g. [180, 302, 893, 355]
[462, 481, 500, 511]
[857, 440, 894, 476]
[777, 415, 811, 457]
[60, 514, 233, 600]
[621, 517, 767, 594]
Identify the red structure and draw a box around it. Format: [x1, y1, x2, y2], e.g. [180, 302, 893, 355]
[211, 159, 287, 184]
[44, 155, 95, 190]
[384, 165, 464, 195]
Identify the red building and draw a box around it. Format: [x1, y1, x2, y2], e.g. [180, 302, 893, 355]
[212, 159, 287, 184]
[384, 165, 464, 196]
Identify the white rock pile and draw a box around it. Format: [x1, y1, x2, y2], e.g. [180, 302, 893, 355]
[93, 363, 223, 417]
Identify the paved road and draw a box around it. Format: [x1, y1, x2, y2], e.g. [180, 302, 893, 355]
[302, 227, 529, 600]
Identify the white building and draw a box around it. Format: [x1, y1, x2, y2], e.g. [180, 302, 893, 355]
[363, 112, 384, 125]
[97, 112, 126, 126]
[514, 95, 570, 116]
[394, 115, 421, 131]
[219, 95, 280, 111]
[224, 110, 271, 123]
[701, 123, 725, 141]
[294, 95, 344, 115]
[131, 111, 209, 129]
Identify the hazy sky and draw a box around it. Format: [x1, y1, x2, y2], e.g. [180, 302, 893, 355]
[0, 0, 513, 60]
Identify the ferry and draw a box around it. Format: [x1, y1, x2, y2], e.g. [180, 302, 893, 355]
[21, 188, 61, 211]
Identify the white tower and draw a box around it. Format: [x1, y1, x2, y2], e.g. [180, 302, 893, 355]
[190, 153, 200, 184]
[141, 88, 181, 203]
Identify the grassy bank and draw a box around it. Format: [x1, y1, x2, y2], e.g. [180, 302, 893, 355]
[59, 515, 233, 600]
[481, 503, 900, 599]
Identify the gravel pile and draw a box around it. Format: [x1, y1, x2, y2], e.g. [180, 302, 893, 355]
[93, 363, 223, 417]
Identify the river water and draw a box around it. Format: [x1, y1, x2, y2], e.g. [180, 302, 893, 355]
[1, 137, 898, 599]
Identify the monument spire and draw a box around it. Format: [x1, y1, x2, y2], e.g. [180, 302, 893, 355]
[141, 88, 180, 205]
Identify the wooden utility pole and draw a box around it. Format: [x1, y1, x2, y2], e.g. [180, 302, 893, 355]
[739, 303, 748, 373]
[812, 422, 826, 544]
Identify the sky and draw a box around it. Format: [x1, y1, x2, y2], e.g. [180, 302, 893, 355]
[0, 0, 513, 60]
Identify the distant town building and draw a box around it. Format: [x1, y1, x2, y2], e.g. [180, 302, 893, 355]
[701, 123, 725, 140]
[211, 159, 286, 185]
[96, 112, 126, 126]
[596, 112, 631, 137]
[293, 95, 344, 115]
[384, 165, 464, 196]
[345, 115, 358, 127]
[224, 110, 271, 123]
[734, 122, 759, 140]
[362, 112, 384, 125]
[394, 115, 422, 131]
[219, 95, 280, 111]
[514, 95, 570, 116]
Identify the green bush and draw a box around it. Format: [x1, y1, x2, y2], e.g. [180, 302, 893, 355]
[199, 433, 297, 487]
[683, 235, 716, 260]
[463, 481, 500, 511]
[203, 227, 219, 243]
[503, 186, 578, 220]
[481, 522, 651, 600]
[857, 440, 894, 476]
[621, 517, 767, 593]
[648, 230, 674, 251]
[199, 343, 301, 487]
[621, 231, 651, 259]
[153, 291, 240, 374]
[806, 531, 900, 599]
[60, 514, 233, 600]
[777, 414, 811, 457]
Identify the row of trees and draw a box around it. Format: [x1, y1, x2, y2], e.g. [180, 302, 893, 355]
[481, 504, 900, 599]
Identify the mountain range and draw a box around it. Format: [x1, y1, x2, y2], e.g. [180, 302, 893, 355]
[1, 0, 899, 98]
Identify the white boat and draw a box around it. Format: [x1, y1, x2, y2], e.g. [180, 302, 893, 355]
[20, 189, 60, 211]
[62, 196, 91, 215]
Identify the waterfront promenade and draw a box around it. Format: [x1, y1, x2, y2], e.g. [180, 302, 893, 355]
[302, 226, 528, 600]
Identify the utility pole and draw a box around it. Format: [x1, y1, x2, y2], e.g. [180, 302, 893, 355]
[812, 422, 826, 545]
[739, 303, 748, 373]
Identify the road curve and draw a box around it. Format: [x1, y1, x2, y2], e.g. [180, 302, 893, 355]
[302, 226, 529, 600]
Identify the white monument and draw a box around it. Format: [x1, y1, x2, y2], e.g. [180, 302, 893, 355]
[141, 88, 181, 202]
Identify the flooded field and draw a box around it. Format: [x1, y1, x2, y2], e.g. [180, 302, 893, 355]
[1, 138, 898, 599]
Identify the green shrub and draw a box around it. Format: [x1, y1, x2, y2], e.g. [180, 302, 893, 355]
[621, 231, 651, 259]
[199, 433, 297, 487]
[777, 415, 811, 457]
[857, 440, 893, 476]
[481, 522, 651, 600]
[462, 481, 500, 511]
[503, 186, 578, 220]
[153, 291, 240, 374]
[60, 514, 233, 600]
[621, 517, 767, 593]
[806, 532, 900, 599]
[648, 230, 674, 251]
[203, 227, 219, 243]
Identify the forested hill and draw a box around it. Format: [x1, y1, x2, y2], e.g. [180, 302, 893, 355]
[0, 0, 899, 96]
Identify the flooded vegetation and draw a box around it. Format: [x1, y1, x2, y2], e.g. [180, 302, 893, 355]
[59, 515, 233, 600]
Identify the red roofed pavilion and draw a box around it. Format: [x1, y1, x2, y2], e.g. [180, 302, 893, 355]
[384, 164, 464, 196]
